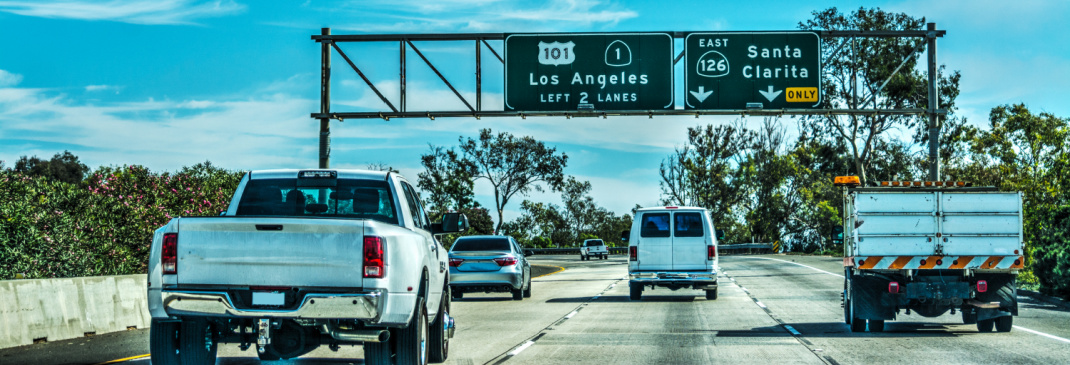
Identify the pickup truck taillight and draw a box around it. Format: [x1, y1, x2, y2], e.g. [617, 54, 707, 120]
[707, 245, 716, 260]
[364, 236, 385, 278]
[629, 246, 637, 261]
[449, 258, 463, 267]
[162, 233, 178, 274]
[494, 257, 518, 266]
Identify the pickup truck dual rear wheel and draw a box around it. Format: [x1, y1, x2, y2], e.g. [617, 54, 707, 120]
[149, 319, 180, 365]
[179, 318, 217, 364]
[429, 291, 450, 363]
[629, 283, 642, 300]
[365, 299, 429, 365]
[705, 288, 718, 300]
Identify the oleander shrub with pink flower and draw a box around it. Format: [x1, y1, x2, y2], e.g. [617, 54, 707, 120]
[0, 161, 244, 279]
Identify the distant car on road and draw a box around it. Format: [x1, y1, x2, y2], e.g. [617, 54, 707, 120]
[449, 235, 533, 300]
[580, 239, 609, 260]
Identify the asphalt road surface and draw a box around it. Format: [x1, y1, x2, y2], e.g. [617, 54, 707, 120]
[4, 254, 1069, 364]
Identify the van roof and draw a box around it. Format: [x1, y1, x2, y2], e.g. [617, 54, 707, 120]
[635, 206, 707, 212]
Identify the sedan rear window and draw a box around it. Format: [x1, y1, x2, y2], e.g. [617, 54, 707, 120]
[451, 238, 511, 252]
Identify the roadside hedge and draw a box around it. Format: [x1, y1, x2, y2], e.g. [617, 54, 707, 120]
[0, 162, 243, 279]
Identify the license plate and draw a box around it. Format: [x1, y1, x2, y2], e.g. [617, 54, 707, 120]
[252, 292, 285, 306]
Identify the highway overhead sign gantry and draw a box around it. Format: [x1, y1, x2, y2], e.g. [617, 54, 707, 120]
[505, 33, 674, 112]
[684, 32, 821, 110]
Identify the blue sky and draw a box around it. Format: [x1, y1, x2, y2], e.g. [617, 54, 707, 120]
[2, 0, 1068, 224]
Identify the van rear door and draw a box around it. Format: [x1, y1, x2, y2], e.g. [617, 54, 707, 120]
[635, 211, 673, 271]
[671, 210, 709, 271]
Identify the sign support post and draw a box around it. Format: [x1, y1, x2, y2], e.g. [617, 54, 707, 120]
[926, 22, 940, 181]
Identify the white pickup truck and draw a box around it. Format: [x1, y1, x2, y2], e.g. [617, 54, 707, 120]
[579, 238, 608, 260]
[146, 169, 466, 364]
[838, 177, 1024, 333]
[623, 206, 720, 300]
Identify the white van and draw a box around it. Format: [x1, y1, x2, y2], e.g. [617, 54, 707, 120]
[622, 206, 720, 300]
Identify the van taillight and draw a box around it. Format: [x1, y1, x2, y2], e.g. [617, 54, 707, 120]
[707, 245, 716, 260]
[162, 233, 178, 274]
[629, 246, 637, 261]
[364, 236, 384, 278]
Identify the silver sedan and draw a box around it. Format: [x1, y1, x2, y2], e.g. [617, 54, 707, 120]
[448, 235, 532, 300]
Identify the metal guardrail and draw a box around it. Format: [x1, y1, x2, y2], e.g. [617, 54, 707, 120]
[526, 244, 774, 256]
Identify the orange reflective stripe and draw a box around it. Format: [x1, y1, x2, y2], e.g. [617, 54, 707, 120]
[981, 256, 1002, 269]
[949, 256, 974, 269]
[859, 256, 882, 269]
[1010, 256, 1025, 269]
[919, 255, 940, 269]
[890, 256, 913, 269]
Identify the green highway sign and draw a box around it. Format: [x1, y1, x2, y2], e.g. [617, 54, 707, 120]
[505, 33, 674, 112]
[684, 32, 821, 110]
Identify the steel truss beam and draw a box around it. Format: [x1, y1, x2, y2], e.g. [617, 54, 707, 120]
[313, 27, 946, 178]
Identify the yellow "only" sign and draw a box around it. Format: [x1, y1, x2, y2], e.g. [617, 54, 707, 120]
[786, 87, 818, 102]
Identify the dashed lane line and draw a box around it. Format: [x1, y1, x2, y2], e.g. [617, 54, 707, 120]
[487, 278, 624, 365]
[723, 271, 838, 365]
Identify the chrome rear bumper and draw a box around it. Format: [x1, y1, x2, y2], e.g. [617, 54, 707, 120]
[162, 290, 382, 320]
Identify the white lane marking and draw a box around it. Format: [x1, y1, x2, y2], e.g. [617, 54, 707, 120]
[565, 310, 578, 319]
[1014, 326, 1070, 344]
[755, 300, 767, 309]
[784, 325, 802, 336]
[507, 341, 535, 356]
[741, 256, 845, 278]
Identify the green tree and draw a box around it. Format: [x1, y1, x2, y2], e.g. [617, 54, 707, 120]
[13, 151, 90, 185]
[739, 118, 795, 247]
[418, 145, 479, 214]
[459, 129, 568, 233]
[799, 7, 963, 184]
[659, 122, 755, 231]
[951, 104, 1070, 292]
[561, 176, 595, 241]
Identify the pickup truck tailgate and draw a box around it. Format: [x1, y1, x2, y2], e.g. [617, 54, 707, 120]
[176, 218, 365, 287]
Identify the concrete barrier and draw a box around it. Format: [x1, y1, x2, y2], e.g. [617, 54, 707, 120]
[0, 275, 150, 350]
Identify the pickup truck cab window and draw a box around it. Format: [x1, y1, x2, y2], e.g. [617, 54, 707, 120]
[236, 178, 399, 225]
[400, 182, 431, 231]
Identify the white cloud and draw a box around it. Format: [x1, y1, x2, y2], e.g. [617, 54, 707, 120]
[0, 69, 23, 87]
[0, 0, 246, 25]
[178, 100, 215, 109]
[84, 84, 123, 94]
[304, 0, 638, 33]
[0, 75, 317, 172]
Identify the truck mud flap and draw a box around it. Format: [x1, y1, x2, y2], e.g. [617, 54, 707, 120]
[850, 275, 896, 321]
[974, 275, 1017, 319]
